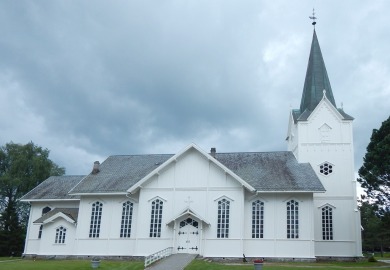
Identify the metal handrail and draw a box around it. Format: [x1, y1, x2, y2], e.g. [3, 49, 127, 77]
[144, 247, 173, 268]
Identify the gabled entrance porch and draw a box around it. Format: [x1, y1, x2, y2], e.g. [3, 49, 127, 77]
[166, 208, 210, 255]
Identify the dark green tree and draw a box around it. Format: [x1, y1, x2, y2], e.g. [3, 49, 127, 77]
[359, 201, 384, 253]
[0, 142, 65, 256]
[358, 116, 390, 208]
[360, 201, 390, 255]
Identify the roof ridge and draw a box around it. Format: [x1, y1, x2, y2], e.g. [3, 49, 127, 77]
[216, 151, 291, 154]
[107, 153, 175, 157]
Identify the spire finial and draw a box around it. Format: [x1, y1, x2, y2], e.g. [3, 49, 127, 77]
[309, 8, 317, 26]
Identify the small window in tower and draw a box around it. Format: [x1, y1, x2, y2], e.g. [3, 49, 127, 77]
[319, 124, 332, 143]
[319, 162, 334, 176]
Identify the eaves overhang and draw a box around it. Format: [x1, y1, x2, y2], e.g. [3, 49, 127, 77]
[33, 212, 76, 225]
[256, 190, 325, 193]
[33, 209, 78, 225]
[68, 192, 127, 196]
[19, 198, 80, 202]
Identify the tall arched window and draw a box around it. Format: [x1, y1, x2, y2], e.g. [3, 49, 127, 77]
[252, 200, 264, 238]
[217, 198, 230, 238]
[120, 201, 134, 238]
[322, 206, 333, 240]
[287, 200, 299, 239]
[89, 201, 103, 238]
[55, 226, 67, 244]
[38, 206, 51, 239]
[149, 199, 163, 237]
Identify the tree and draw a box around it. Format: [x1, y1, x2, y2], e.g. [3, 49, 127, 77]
[0, 142, 65, 256]
[360, 200, 390, 254]
[360, 201, 381, 252]
[358, 116, 390, 208]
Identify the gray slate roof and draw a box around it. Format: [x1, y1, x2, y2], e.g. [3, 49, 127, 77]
[20, 176, 84, 201]
[33, 208, 79, 224]
[23, 150, 324, 199]
[69, 151, 324, 194]
[337, 108, 354, 120]
[69, 154, 174, 194]
[215, 151, 325, 192]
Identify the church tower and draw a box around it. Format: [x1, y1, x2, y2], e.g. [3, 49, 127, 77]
[287, 27, 362, 258]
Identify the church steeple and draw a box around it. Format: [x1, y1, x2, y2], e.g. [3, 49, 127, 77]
[299, 29, 336, 113]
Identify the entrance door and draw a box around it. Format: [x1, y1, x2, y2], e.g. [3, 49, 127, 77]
[176, 217, 199, 254]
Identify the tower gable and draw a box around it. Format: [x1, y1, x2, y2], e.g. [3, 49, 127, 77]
[307, 94, 346, 124]
[297, 97, 353, 145]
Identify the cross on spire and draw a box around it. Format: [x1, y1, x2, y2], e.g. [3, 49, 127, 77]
[309, 8, 317, 26]
[185, 196, 193, 208]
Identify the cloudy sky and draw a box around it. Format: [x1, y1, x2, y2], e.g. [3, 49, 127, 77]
[0, 1, 389, 180]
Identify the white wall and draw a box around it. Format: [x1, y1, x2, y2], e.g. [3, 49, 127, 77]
[24, 201, 79, 255]
[287, 99, 362, 257]
[243, 193, 315, 258]
[75, 195, 139, 256]
[137, 148, 245, 257]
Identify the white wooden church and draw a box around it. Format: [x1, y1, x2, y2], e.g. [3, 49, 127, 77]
[21, 29, 362, 260]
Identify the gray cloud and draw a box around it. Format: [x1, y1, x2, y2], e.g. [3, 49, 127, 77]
[0, 1, 389, 177]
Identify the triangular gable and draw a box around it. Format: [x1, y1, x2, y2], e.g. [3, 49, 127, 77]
[306, 91, 346, 122]
[33, 208, 78, 225]
[166, 207, 210, 226]
[317, 203, 336, 209]
[319, 123, 332, 131]
[127, 143, 256, 193]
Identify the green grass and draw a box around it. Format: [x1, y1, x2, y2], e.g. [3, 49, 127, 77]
[185, 259, 390, 270]
[369, 252, 390, 258]
[0, 258, 389, 270]
[0, 259, 144, 270]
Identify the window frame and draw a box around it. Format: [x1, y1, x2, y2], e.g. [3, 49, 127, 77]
[217, 198, 230, 238]
[120, 200, 134, 238]
[318, 162, 334, 176]
[251, 199, 264, 239]
[149, 199, 163, 238]
[321, 205, 334, 240]
[89, 201, 103, 238]
[55, 226, 67, 244]
[286, 199, 299, 239]
[38, 206, 51, 239]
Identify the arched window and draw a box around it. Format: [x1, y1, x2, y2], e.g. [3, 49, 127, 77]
[287, 200, 299, 239]
[322, 206, 333, 240]
[217, 198, 230, 238]
[55, 226, 67, 244]
[149, 199, 163, 237]
[38, 206, 51, 239]
[120, 201, 134, 238]
[252, 200, 264, 238]
[89, 201, 103, 238]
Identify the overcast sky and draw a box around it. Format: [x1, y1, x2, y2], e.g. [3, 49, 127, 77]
[0, 1, 389, 179]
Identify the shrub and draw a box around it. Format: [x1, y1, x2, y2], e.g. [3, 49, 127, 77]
[368, 255, 377, 262]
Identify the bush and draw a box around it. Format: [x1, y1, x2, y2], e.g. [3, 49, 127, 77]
[368, 255, 377, 262]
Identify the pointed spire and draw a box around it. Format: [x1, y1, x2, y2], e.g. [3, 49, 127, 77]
[299, 30, 336, 113]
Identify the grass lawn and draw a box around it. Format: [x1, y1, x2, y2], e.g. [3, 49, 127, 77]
[185, 259, 390, 270]
[369, 252, 390, 258]
[0, 259, 144, 270]
[0, 258, 389, 270]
